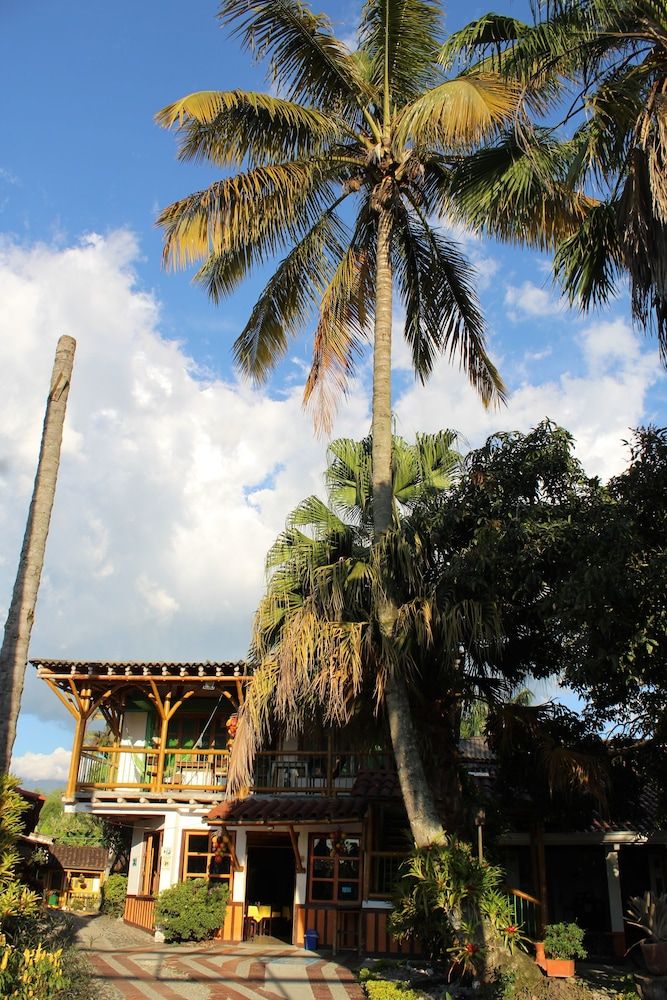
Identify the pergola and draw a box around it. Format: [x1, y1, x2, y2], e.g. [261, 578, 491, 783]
[32, 659, 252, 799]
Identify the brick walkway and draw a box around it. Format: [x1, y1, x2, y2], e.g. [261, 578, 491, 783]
[85, 939, 366, 1000]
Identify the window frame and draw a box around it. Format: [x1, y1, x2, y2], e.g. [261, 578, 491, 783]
[181, 829, 234, 892]
[307, 832, 361, 904]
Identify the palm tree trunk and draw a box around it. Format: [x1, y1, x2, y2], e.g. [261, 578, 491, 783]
[0, 335, 76, 774]
[372, 208, 444, 847]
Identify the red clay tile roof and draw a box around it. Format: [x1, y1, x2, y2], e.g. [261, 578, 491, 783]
[47, 844, 108, 872]
[208, 796, 368, 824]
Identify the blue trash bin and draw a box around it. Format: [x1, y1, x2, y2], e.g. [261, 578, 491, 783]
[304, 928, 319, 951]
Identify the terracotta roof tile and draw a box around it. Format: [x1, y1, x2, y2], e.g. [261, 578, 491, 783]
[350, 770, 400, 799]
[208, 796, 368, 825]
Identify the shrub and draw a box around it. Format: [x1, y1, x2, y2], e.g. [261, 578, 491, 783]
[100, 873, 127, 917]
[0, 941, 67, 999]
[70, 893, 101, 913]
[364, 981, 429, 1000]
[543, 922, 587, 960]
[155, 879, 228, 943]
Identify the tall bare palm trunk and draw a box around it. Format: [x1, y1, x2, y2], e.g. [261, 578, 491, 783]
[0, 335, 76, 773]
[372, 209, 444, 847]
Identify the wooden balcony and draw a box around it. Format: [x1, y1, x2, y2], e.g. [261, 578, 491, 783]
[74, 746, 393, 800]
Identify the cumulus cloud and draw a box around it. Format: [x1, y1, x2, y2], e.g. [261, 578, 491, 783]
[13, 747, 71, 783]
[394, 315, 662, 481]
[0, 230, 369, 736]
[504, 280, 565, 319]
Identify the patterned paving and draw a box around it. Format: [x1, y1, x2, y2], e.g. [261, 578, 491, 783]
[88, 941, 366, 1000]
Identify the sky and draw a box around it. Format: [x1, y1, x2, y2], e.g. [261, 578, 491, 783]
[2, 1, 665, 786]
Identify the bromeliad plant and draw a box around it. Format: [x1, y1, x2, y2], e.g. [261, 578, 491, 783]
[389, 839, 527, 975]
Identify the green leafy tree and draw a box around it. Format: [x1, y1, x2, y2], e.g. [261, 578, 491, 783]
[36, 789, 105, 846]
[157, 0, 515, 845]
[416, 422, 667, 822]
[443, 0, 667, 354]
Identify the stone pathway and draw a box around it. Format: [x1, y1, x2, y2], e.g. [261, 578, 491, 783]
[73, 916, 365, 1000]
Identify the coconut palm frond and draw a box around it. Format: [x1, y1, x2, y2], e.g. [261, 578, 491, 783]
[158, 159, 338, 270]
[439, 13, 530, 70]
[219, 0, 372, 113]
[230, 205, 350, 383]
[397, 202, 505, 407]
[156, 90, 347, 168]
[553, 200, 624, 312]
[618, 147, 667, 355]
[359, 0, 444, 103]
[447, 130, 596, 250]
[395, 74, 520, 149]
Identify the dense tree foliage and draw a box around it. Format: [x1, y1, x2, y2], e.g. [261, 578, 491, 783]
[36, 790, 105, 846]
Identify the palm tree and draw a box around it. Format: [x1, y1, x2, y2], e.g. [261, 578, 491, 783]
[229, 431, 505, 837]
[157, 0, 514, 844]
[442, 0, 667, 355]
[0, 336, 76, 773]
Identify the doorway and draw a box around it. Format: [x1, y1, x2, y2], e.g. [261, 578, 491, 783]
[245, 832, 296, 941]
[140, 831, 162, 897]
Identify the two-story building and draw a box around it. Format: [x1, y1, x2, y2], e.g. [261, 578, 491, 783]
[34, 658, 410, 953]
[35, 657, 666, 958]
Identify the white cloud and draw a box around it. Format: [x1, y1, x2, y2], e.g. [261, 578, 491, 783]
[0, 231, 370, 732]
[394, 315, 662, 481]
[12, 747, 71, 783]
[505, 280, 564, 319]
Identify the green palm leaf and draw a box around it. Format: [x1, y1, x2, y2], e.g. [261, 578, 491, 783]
[156, 90, 346, 167]
[359, 0, 443, 103]
[219, 0, 372, 114]
[394, 73, 519, 149]
[229, 205, 350, 383]
[394, 202, 505, 406]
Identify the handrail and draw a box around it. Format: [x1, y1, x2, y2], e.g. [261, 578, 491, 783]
[75, 746, 393, 796]
[508, 886, 541, 906]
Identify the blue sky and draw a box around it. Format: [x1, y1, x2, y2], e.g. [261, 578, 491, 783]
[1, 1, 665, 785]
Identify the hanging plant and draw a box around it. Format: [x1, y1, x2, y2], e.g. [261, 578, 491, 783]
[330, 829, 346, 857]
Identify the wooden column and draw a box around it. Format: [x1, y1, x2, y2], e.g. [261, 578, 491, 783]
[65, 713, 86, 800]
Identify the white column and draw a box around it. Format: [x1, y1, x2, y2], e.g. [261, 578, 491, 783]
[126, 824, 144, 896]
[157, 813, 179, 893]
[606, 844, 624, 932]
[232, 829, 247, 903]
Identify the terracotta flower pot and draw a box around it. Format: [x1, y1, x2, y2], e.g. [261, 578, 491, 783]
[641, 942, 667, 976]
[544, 958, 575, 978]
[535, 942, 547, 970]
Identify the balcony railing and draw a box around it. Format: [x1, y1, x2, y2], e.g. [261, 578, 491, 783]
[75, 746, 392, 796]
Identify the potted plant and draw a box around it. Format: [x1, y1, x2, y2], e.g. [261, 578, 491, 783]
[627, 892, 667, 975]
[542, 922, 587, 977]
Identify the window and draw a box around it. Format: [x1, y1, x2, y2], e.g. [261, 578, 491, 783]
[182, 831, 233, 891]
[367, 803, 407, 897]
[308, 833, 360, 903]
